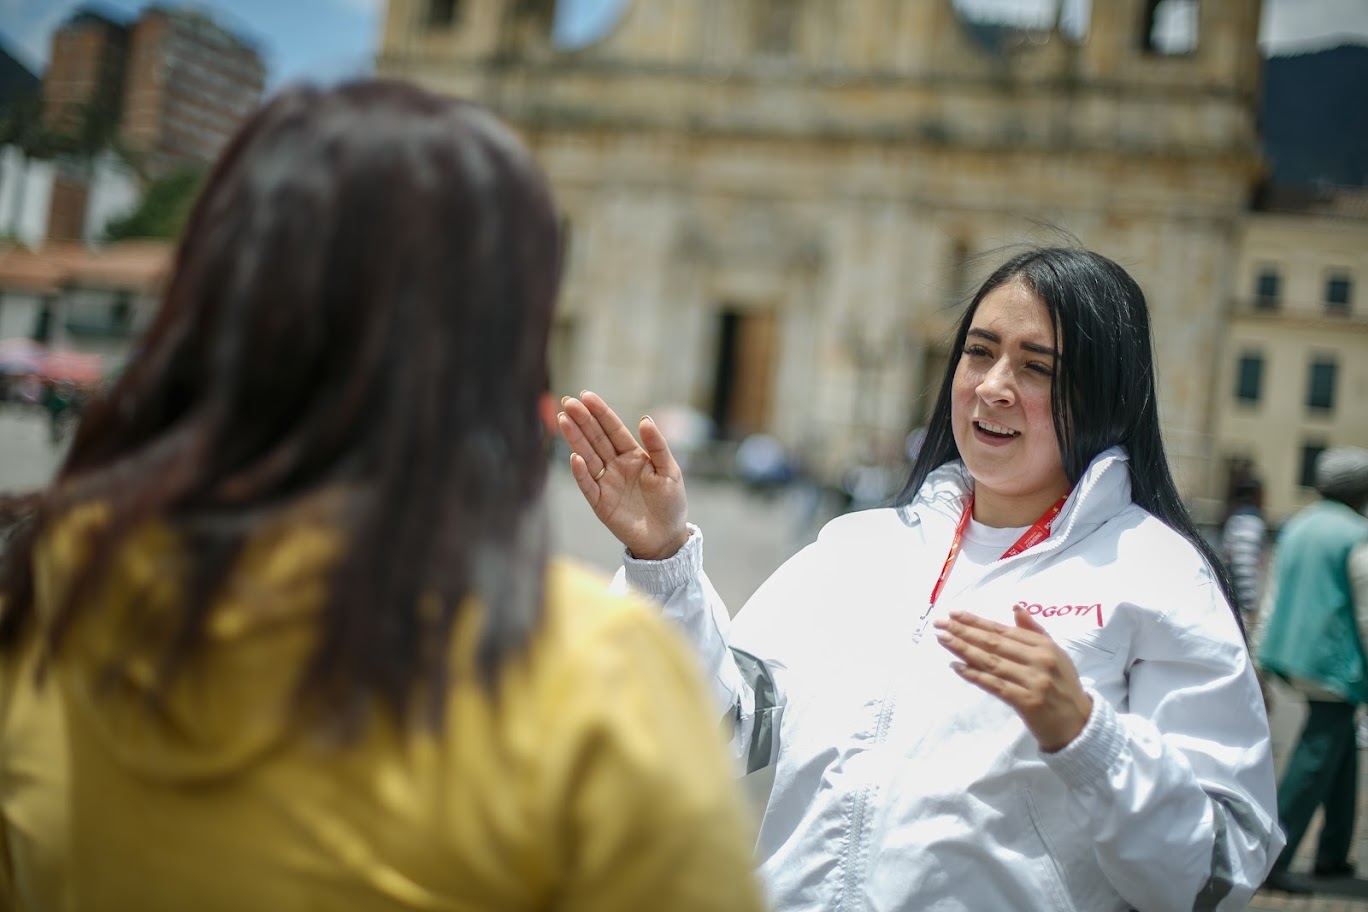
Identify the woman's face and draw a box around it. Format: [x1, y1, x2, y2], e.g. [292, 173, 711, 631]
[951, 280, 1071, 527]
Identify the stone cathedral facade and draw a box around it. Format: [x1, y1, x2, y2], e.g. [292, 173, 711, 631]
[377, 0, 1263, 507]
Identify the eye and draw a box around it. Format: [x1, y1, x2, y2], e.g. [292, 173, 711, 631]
[962, 344, 992, 359]
[1026, 361, 1055, 377]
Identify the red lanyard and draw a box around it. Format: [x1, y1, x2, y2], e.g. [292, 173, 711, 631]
[926, 492, 1070, 612]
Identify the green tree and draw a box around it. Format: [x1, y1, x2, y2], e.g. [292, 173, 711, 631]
[0, 92, 61, 157]
[103, 167, 205, 241]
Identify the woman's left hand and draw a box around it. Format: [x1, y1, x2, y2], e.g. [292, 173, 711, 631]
[934, 607, 1093, 752]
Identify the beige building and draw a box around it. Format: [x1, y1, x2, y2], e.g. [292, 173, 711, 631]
[1217, 189, 1368, 525]
[377, 0, 1263, 501]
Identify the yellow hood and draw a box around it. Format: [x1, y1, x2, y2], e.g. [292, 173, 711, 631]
[34, 496, 344, 784]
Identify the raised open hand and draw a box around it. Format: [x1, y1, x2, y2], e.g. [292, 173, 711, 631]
[557, 391, 691, 561]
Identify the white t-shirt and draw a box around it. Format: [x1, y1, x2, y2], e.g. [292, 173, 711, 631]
[953, 518, 1033, 589]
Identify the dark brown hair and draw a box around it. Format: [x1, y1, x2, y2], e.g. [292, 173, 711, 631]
[0, 80, 563, 733]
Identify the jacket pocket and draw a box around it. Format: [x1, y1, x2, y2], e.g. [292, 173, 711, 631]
[1021, 785, 1081, 912]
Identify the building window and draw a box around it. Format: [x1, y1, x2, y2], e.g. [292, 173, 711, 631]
[111, 292, 133, 332]
[1058, 0, 1091, 42]
[1325, 273, 1352, 315]
[1299, 442, 1327, 489]
[64, 291, 138, 340]
[1234, 353, 1262, 404]
[1306, 357, 1337, 412]
[1254, 267, 1280, 310]
[951, 0, 1090, 42]
[1141, 0, 1198, 55]
[33, 301, 53, 344]
[755, 0, 796, 56]
[946, 239, 970, 308]
[427, 0, 461, 28]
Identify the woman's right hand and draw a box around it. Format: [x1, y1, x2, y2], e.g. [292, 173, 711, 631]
[558, 392, 691, 561]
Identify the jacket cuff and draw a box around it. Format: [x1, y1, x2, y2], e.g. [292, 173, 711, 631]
[1040, 688, 1125, 793]
[622, 524, 703, 597]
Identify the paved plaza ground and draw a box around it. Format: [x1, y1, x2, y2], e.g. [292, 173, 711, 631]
[2, 404, 1366, 909]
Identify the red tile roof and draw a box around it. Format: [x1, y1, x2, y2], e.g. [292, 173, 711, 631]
[0, 240, 173, 295]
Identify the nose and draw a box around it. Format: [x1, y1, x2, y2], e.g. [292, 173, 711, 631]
[976, 356, 1015, 406]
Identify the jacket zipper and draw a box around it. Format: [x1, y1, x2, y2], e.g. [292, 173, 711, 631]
[838, 688, 897, 912]
[844, 456, 1115, 906]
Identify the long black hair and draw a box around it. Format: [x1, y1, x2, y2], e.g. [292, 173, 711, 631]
[897, 247, 1241, 622]
[0, 80, 564, 733]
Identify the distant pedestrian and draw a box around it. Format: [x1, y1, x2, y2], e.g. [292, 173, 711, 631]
[1222, 472, 1268, 621]
[1257, 447, 1368, 895]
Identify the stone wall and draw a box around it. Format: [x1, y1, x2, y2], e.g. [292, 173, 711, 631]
[378, 0, 1265, 496]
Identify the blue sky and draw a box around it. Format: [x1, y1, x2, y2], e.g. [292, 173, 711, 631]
[3, 0, 1368, 89]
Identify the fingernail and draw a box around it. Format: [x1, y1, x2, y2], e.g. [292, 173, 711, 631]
[643, 414, 654, 424]
[557, 411, 566, 421]
[579, 389, 590, 399]
[561, 396, 569, 406]
[951, 661, 967, 674]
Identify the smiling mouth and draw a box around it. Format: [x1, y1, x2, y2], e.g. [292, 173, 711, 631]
[974, 419, 1020, 439]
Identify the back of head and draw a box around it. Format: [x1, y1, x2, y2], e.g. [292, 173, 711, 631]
[0, 80, 563, 731]
[1315, 447, 1368, 511]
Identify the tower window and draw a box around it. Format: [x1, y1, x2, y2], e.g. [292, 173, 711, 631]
[427, 0, 461, 28]
[1141, 0, 1198, 55]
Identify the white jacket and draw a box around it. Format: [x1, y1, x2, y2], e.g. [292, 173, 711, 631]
[617, 447, 1282, 912]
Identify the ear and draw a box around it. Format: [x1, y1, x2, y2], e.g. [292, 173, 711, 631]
[538, 392, 559, 439]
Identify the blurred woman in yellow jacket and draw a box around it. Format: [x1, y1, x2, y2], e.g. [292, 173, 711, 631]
[0, 81, 764, 912]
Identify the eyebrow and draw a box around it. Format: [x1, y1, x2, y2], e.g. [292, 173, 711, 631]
[966, 327, 1058, 358]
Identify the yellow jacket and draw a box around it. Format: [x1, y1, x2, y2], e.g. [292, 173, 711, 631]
[0, 500, 764, 911]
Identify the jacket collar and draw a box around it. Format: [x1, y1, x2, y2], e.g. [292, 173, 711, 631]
[902, 446, 1133, 550]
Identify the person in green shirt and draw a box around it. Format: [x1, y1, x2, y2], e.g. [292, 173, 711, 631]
[1258, 447, 1368, 895]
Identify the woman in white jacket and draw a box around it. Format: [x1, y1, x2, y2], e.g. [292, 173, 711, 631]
[558, 246, 1282, 911]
